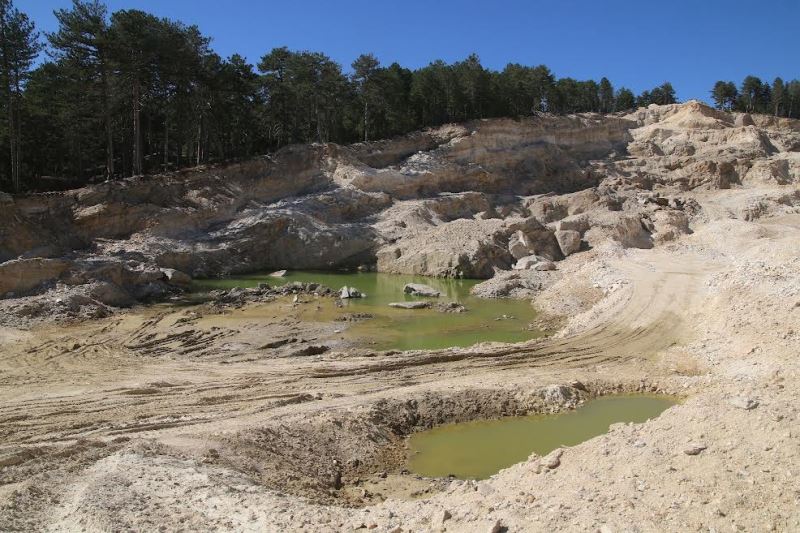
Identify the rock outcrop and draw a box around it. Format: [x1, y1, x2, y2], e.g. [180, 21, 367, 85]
[2, 101, 799, 315]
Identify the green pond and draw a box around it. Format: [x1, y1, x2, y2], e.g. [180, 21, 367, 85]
[408, 395, 678, 480]
[193, 271, 541, 351]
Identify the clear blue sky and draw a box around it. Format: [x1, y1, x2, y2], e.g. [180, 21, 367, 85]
[20, 0, 800, 103]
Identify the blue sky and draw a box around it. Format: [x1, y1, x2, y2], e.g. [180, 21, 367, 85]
[20, 0, 800, 103]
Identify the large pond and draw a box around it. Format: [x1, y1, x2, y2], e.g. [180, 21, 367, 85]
[407, 395, 678, 479]
[194, 271, 541, 351]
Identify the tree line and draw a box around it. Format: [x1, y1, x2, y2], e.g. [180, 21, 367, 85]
[711, 76, 800, 117]
[1, 0, 678, 192]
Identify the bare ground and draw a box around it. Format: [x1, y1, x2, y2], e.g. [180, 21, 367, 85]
[1, 185, 799, 531]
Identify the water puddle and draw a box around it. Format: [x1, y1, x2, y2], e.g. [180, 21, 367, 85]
[407, 395, 678, 479]
[194, 271, 541, 351]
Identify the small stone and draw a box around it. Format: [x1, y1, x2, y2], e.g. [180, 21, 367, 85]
[489, 519, 504, 533]
[729, 397, 759, 410]
[683, 443, 707, 456]
[478, 484, 495, 496]
[269, 270, 287, 278]
[569, 380, 588, 392]
[435, 509, 452, 526]
[543, 448, 563, 469]
[535, 261, 556, 271]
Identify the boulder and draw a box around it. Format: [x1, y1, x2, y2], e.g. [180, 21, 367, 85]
[535, 261, 556, 271]
[507, 218, 564, 261]
[508, 230, 533, 260]
[269, 270, 288, 278]
[0, 258, 73, 297]
[512, 255, 541, 270]
[340, 286, 365, 299]
[161, 268, 192, 287]
[88, 281, 134, 308]
[403, 283, 441, 297]
[541, 384, 575, 405]
[735, 113, 755, 127]
[555, 230, 582, 256]
[556, 214, 590, 233]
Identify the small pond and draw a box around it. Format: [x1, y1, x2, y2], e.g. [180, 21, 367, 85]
[194, 271, 541, 351]
[407, 395, 678, 480]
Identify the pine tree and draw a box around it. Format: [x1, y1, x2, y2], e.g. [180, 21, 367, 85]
[0, 0, 40, 191]
[739, 76, 764, 113]
[598, 77, 614, 113]
[711, 81, 737, 111]
[49, 0, 114, 177]
[614, 88, 636, 111]
[771, 77, 785, 117]
[351, 53, 380, 142]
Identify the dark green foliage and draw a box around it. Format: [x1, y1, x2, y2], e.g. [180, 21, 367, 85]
[711, 81, 738, 111]
[637, 82, 677, 107]
[2, 1, 696, 192]
[710, 76, 800, 117]
[614, 88, 636, 111]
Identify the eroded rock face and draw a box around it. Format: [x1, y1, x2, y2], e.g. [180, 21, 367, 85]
[2, 101, 798, 313]
[0, 258, 72, 297]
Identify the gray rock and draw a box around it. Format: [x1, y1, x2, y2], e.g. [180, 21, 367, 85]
[508, 230, 533, 260]
[340, 286, 365, 299]
[729, 397, 759, 410]
[388, 301, 431, 309]
[161, 268, 192, 287]
[556, 214, 590, 233]
[555, 229, 582, 256]
[543, 448, 563, 469]
[534, 261, 556, 271]
[541, 384, 574, 404]
[403, 283, 441, 297]
[683, 443, 707, 456]
[269, 269, 288, 278]
[88, 282, 134, 308]
[513, 255, 540, 270]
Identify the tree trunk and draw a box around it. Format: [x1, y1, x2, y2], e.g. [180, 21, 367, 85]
[163, 116, 169, 168]
[14, 72, 21, 190]
[100, 63, 114, 177]
[1, 29, 17, 191]
[363, 99, 368, 142]
[196, 116, 202, 166]
[132, 77, 142, 175]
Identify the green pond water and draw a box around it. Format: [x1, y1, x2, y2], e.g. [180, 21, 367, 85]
[408, 395, 678, 480]
[194, 271, 541, 351]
